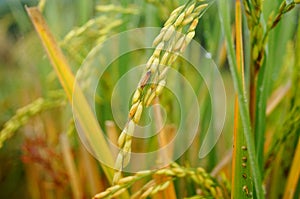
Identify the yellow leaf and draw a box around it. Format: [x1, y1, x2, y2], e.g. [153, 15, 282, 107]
[26, 6, 116, 184]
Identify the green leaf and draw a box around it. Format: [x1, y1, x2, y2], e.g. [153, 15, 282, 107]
[218, 1, 265, 198]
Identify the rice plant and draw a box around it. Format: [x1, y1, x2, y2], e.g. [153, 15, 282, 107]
[0, 0, 299, 198]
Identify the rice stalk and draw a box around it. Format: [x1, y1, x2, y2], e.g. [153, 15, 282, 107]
[105, 121, 119, 158]
[241, 0, 299, 176]
[282, 138, 300, 199]
[60, 134, 83, 199]
[152, 97, 176, 198]
[113, 0, 210, 184]
[257, 1, 299, 177]
[79, 145, 104, 196]
[241, 0, 298, 134]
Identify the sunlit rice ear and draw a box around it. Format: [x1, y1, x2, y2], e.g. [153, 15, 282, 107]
[133, 103, 143, 123]
[132, 89, 141, 104]
[113, 0, 208, 184]
[155, 80, 166, 96]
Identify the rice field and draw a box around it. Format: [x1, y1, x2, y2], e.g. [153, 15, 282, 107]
[0, 0, 299, 198]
